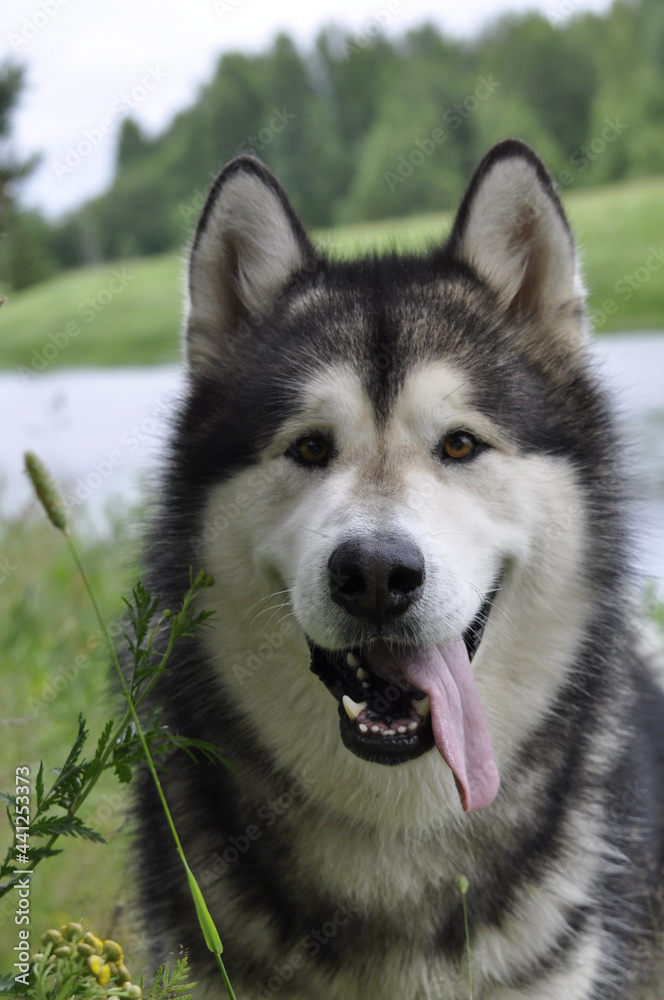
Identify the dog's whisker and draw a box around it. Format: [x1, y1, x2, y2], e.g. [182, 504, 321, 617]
[290, 523, 332, 539]
[251, 601, 293, 631]
[242, 589, 292, 623]
[465, 580, 516, 641]
[267, 610, 298, 637]
[422, 529, 464, 540]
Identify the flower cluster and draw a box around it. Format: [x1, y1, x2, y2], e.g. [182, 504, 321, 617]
[30, 922, 142, 999]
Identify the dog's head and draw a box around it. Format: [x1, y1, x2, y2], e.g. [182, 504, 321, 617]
[178, 141, 596, 813]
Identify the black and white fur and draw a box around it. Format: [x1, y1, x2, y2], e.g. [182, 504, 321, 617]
[135, 140, 664, 999]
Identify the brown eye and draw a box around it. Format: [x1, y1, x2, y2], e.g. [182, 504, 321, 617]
[289, 434, 331, 466]
[440, 431, 478, 461]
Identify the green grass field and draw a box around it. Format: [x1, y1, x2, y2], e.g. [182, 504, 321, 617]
[0, 509, 149, 976]
[2, 175, 664, 375]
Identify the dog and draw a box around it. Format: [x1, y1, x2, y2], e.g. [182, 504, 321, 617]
[134, 139, 664, 999]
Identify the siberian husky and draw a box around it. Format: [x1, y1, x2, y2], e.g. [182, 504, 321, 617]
[135, 139, 664, 999]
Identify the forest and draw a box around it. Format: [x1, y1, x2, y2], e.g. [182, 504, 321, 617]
[1, 0, 663, 291]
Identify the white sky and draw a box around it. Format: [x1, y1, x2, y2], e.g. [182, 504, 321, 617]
[1, 0, 613, 218]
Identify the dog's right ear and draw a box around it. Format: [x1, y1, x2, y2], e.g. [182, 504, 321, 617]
[185, 157, 316, 375]
[447, 139, 586, 350]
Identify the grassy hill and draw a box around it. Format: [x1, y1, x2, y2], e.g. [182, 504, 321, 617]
[3, 175, 664, 374]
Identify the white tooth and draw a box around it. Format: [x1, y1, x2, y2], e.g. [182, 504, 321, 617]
[384, 729, 396, 737]
[362, 681, 370, 689]
[342, 695, 367, 721]
[356, 667, 369, 680]
[371, 725, 381, 734]
[413, 695, 430, 717]
[346, 652, 361, 667]
[397, 726, 407, 734]
[359, 723, 368, 733]
[407, 721, 419, 732]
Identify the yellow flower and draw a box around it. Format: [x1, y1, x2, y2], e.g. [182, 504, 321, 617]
[115, 963, 131, 984]
[82, 932, 104, 954]
[103, 939, 124, 963]
[87, 955, 102, 974]
[87, 954, 112, 985]
[97, 963, 112, 986]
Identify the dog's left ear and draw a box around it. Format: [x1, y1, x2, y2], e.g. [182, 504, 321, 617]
[185, 157, 316, 375]
[448, 139, 586, 347]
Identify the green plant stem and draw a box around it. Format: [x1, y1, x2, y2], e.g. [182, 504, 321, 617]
[17, 640, 175, 887]
[65, 533, 237, 1000]
[2, 553, 203, 896]
[216, 954, 236, 998]
[460, 888, 472, 1000]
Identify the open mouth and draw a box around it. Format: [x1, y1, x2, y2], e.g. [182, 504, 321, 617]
[308, 586, 500, 812]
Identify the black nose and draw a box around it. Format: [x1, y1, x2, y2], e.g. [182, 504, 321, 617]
[328, 534, 425, 623]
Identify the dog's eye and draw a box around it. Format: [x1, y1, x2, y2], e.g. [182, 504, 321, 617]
[287, 434, 331, 467]
[439, 431, 479, 462]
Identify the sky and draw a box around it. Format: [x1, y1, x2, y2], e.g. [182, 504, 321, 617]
[2, 0, 614, 219]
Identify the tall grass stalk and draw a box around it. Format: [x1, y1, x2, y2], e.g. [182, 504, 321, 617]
[23, 452, 237, 1000]
[456, 875, 473, 1000]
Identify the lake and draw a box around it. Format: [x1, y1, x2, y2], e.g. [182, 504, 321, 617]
[1, 332, 663, 587]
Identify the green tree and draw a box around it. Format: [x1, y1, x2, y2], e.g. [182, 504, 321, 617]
[0, 62, 39, 199]
[0, 61, 55, 291]
[16, 3, 664, 281]
[337, 26, 476, 221]
[476, 13, 598, 159]
[117, 118, 152, 169]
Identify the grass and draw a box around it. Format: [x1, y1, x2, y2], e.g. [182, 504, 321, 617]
[2, 175, 664, 374]
[0, 254, 184, 372]
[0, 507, 148, 977]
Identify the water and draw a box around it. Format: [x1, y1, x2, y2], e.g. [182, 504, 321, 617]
[1, 332, 663, 586]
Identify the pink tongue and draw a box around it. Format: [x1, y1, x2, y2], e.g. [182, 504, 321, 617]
[363, 640, 500, 813]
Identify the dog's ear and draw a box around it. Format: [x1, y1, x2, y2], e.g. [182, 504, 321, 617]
[185, 157, 316, 374]
[448, 139, 586, 346]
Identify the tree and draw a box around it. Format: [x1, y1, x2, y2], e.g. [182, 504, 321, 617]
[117, 118, 151, 169]
[0, 61, 54, 291]
[0, 61, 39, 199]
